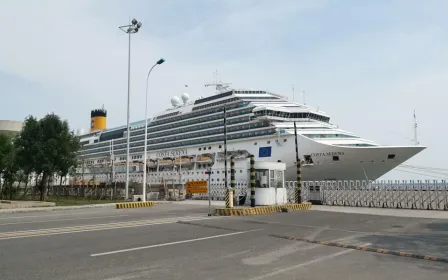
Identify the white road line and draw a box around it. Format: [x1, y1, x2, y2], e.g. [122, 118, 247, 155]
[0, 215, 129, 226]
[0, 215, 209, 234]
[0, 216, 218, 241]
[249, 243, 371, 280]
[91, 229, 262, 257]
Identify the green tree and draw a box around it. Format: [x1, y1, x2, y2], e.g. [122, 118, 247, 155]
[14, 116, 41, 198]
[55, 120, 80, 200]
[0, 134, 14, 174]
[0, 134, 16, 199]
[15, 113, 80, 201]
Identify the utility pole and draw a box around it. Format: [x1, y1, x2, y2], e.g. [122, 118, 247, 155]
[119, 18, 142, 200]
[224, 106, 228, 190]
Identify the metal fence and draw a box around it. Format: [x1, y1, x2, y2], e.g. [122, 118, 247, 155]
[190, 180, 448, 211]
[191, 181, 299, 205]
[301, 180, 448, 211]
[191, 182, 249, 202]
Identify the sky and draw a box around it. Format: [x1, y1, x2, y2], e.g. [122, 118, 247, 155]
[1, 0, 447, 180]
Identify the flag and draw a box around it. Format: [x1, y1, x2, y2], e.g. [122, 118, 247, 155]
[259, 147, 272, 158]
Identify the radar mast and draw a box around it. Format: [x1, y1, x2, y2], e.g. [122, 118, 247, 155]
[204, 70, 232, 94]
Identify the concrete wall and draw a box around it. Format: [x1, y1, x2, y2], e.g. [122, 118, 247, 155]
[0, 120, 23, 136]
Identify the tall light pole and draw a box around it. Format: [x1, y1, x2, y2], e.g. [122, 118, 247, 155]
[119, 18, 142, 200]
[142, 58, 165, 201]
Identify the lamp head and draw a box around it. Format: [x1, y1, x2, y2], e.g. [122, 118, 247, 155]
[157, 58, 165, 65]
[131, 18, 138, 25]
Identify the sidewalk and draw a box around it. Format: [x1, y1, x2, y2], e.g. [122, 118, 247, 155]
[0, 203, 117, 214]
[311, 205, 448, 219]
[0, 201, 172, 214]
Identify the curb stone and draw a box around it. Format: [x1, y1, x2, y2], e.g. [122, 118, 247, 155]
[0, 201, 172, 214]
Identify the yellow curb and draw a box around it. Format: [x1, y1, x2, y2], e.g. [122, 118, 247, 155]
[116, 201, 155, 209]
[215, 203, 312, 216]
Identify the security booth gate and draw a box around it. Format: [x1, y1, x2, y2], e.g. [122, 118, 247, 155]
[308, 185, 321, 204]
[247, 161, 287, 206]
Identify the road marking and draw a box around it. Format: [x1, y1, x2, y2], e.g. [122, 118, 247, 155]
[0, 216, 215, 240]
[241, 218, 415, 236]
[91, 229, 262, 257]
[248, 243, 371, 280]
[0, 215, 129, 226]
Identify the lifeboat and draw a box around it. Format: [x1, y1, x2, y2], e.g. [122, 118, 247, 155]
[158, 158, 174, 166]
[174, 156, 193, 165]
[196, 154, 213, 164]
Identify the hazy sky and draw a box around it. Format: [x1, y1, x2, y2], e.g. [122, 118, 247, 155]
[1, 0, 447, 180]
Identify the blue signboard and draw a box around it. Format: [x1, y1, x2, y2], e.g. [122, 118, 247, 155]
[259, 146, 272, 158]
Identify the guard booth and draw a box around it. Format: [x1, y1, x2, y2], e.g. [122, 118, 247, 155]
[247, 161, 287, 206]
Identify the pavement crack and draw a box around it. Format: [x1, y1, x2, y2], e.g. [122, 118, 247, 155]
[268, 234, 448, 264]
[176, 220, 243, 232]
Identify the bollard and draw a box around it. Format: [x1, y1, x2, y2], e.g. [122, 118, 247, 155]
[231, 156, 237, 205]
[225, 187, 234, 208]
[294, 122, 302, 203]
[250, 154, 256, 207]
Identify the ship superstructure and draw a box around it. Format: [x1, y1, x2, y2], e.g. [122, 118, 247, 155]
[75, 84, 425, 186]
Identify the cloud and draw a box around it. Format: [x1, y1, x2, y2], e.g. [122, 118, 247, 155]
[0, 0, 447, 180]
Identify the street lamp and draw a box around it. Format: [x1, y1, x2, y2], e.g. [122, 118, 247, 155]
[142, 58, 165, 201]
[119, 18, 142, 200]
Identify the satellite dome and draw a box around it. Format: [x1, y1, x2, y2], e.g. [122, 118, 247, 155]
[171, 96, 182, 107]
[181, 92, 190, 104]
[79, 128, 85, 135]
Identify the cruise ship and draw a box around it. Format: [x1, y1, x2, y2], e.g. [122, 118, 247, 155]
[75, 83, 426, 186]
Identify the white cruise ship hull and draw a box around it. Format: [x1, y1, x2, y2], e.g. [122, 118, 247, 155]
[143, 134, 425, 182]
[279, 135, 425, 181]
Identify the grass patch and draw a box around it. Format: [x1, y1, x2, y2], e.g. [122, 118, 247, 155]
[45, 196, 122, 206]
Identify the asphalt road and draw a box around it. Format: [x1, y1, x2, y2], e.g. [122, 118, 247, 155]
[0, 203, 447, 280]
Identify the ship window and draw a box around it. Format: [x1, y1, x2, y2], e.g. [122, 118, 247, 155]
[283, 139, 287, 142]
[267, 140, 270, 144]
[387, 154, 395, 159]
[254, 142, 257, 145]
[208, 147, 211, 150]
[199, 148, 201, 151]
[219, 145, 222, 148]
[333, 156, 339, 161]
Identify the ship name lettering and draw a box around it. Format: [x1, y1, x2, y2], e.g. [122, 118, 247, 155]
[156, 149, 188, 158]
[310, 152, 345, 157]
